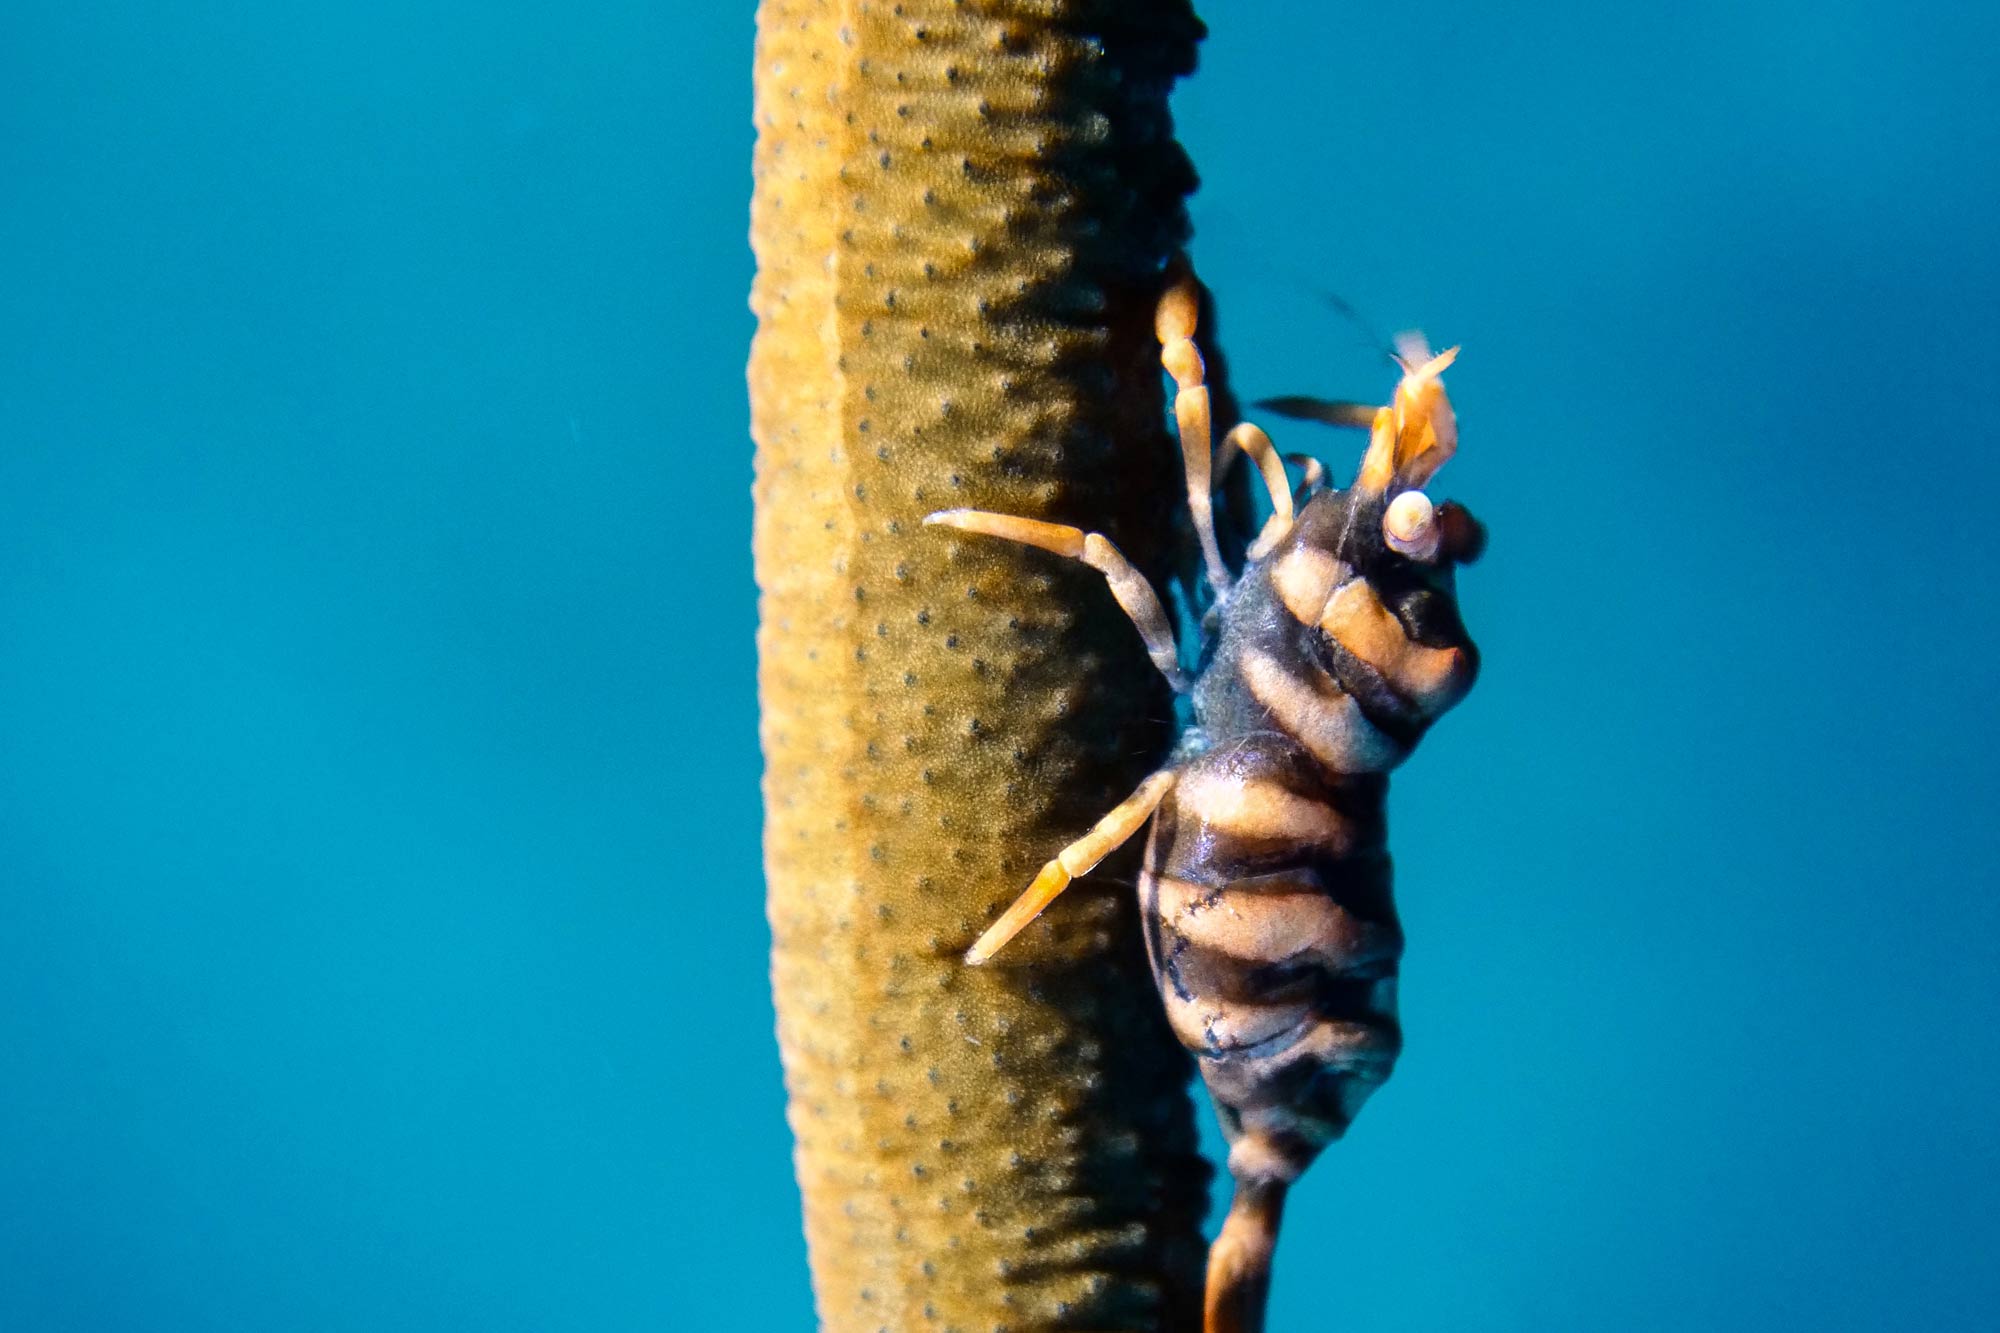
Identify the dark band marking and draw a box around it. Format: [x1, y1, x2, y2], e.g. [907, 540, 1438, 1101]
[1306, 628, 1426, 748]
[1318, 576, 1473, 717]
[1238, 647, 1407, 774]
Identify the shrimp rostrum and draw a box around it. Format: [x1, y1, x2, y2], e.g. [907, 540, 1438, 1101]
[926, 266, 1484, 1333]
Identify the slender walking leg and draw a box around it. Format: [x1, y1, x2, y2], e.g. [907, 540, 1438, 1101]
[964, 769, 1178, 964]
[1157, 274, 1232, 594]
[1217, 421, 1297, 559]
[924, 510, 1188, 691]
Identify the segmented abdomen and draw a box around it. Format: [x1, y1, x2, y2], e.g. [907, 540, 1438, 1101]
[1138, 733, 1403, 1187]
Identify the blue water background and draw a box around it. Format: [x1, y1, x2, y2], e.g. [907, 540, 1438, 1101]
[3, 3, 1995, 1328]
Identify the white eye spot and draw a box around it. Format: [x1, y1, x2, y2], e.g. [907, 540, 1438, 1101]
[1384, 490, 1439, 560]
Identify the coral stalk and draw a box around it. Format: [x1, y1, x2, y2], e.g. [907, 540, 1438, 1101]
[750, 1, 1211, 1327]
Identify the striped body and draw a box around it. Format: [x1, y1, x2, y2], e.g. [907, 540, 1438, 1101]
[927, 276, 1482, 1328]
[1145, 484, 1477, 1187]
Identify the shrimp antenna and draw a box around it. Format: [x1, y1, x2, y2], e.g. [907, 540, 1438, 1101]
[1313, 289, 1398, 369]
[1252, 289, 1400, 434]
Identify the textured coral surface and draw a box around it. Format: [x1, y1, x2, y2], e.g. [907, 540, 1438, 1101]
[750, 1, 1211, 1327]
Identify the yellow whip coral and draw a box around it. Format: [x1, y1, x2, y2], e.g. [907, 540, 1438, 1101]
[750, 1, 1214, 1328]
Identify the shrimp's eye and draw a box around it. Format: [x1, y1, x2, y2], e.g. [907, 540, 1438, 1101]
[1383, 490, 1439, 560]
